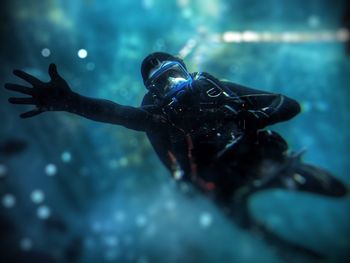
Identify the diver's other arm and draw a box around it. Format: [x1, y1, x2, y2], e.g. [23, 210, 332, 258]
[222, 81, 301, 130]
[5, 64, 154, 131]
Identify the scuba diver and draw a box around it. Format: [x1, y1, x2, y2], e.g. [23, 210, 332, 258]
[5, 52, 348, 259]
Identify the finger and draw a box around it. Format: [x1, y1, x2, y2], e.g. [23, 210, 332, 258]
[4, 83, 33, 95]
[13, 69, 43, 86]
[20, 109, 44, 119]
[8, 97, 35, 105]
[48, 63, 61, 80]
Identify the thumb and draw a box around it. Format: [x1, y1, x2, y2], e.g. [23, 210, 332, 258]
[48, 63, 61, 80]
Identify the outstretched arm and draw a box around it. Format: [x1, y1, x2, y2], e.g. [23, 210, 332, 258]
[65, 94, 154, 131]
[5, 64, 155, 131]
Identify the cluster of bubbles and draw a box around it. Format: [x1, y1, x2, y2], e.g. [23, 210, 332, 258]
[1, 189, 50, 252]
[41, 47, 94, 71]
[41, 48, 88, 59]
[84, 205, 215, 262]
[0, 152, 73, 252]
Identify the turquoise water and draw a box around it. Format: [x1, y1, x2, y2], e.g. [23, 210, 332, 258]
[0, 0, 349, 262]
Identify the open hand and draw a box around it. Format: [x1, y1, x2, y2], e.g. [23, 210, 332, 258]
[5, 64, 73, 118]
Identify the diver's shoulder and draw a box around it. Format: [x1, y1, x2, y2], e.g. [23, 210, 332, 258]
[141, 92, 154, 106]
[191, 71, 217, 81]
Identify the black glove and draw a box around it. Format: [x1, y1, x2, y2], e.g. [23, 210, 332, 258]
[5, 64, 74, 118]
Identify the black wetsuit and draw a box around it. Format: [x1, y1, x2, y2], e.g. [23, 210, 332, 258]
[66, 72, 300, 190]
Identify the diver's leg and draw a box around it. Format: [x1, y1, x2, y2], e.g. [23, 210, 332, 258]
[287, 163, 348, 197]
[235, 158, 348, 199]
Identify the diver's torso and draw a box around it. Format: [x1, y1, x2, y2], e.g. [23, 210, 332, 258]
[152, 74, 247, 176]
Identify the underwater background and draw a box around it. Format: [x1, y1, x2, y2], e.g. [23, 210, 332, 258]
[0, 0, 349, 262]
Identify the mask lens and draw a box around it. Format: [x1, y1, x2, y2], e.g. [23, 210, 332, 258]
[149, 62, 190, 93]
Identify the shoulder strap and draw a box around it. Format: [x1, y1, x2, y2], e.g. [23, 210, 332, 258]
[194, 72, 244, 104]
